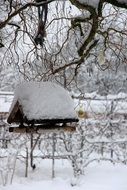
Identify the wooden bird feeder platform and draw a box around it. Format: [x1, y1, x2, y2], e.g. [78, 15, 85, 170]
[7, 82, 78, 133]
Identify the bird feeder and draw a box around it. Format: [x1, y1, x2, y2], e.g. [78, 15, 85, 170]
[7, 82, 78, 133]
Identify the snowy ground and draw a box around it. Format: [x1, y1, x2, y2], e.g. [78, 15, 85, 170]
[1, 160, 127, 190]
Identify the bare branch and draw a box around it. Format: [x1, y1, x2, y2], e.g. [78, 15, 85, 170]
[0, 0, 54, 29]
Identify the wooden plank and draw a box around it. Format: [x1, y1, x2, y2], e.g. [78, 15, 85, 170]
[23, 117, 79, 125]
[7, 101, 20, 123]
[7, 101, 24, 124]
[9, 125, 76, 133]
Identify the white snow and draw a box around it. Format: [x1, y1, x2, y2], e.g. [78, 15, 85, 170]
[1, 161, 127, 190]
[76, 0, 127, 9]
[0, 92, 13, 113]
[75, 92, 127, 115]
[82, 99, 127, 114]
[10, 82, 77, 120]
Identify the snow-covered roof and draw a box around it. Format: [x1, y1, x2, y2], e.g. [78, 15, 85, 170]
[8, 82, 78, 123]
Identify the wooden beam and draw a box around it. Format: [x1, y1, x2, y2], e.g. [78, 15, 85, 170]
[9, 125, 76, 133]
[7, 101, 23, 124]
[23, 117, 79, 125]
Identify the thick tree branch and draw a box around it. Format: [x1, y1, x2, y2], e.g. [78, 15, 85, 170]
[69, 1, 99, 57]
[77, 11, 98, 56]
[69, 0, 127, 58]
